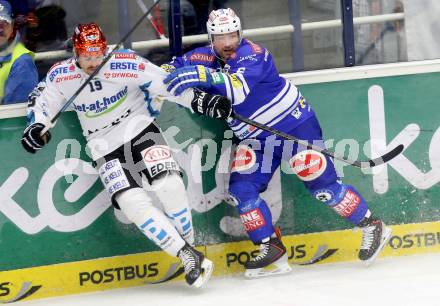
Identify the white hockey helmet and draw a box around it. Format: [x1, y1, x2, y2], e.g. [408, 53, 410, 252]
[206, 8, 242, 44]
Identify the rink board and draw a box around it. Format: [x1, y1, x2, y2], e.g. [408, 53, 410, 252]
[1, 220, 440, 302]
[0, 60, 440, 302]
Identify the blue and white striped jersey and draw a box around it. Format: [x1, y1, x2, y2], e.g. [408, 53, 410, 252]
[168, 39, 315, 139]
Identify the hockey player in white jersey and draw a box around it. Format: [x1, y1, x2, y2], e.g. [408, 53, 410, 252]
[20, 23, 231, 288]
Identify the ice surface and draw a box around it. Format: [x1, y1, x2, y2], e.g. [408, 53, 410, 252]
[16, 253, 440, 306]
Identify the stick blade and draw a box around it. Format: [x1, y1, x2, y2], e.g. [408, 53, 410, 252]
[355, 144, 404, 169]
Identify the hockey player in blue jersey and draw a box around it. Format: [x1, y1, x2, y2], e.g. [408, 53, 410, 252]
[162, 8, 392, 278]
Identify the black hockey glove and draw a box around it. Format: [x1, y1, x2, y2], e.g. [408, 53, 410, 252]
[21, 123, 51, 154]
[191, 88, 233, 120]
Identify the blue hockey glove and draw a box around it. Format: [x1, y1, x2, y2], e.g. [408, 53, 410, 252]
[163, 65, 212, 96]
[21, 123, 51, 154]
[160, 63, 176, 73]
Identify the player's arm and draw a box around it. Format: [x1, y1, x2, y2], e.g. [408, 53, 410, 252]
[160, 54, 189, 73]
[21, 78, 66, 154]
[140, 59, 232, 120]
[163, 52, 266, 104]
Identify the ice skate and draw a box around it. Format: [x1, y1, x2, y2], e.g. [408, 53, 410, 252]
[358, 217, 392, 265]
[178, 244, 214, 288]
[244, 228, 292, 278]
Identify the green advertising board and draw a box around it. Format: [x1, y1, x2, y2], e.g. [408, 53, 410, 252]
[0, 70, 439, 275]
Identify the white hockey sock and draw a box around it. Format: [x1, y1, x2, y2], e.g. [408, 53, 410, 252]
[150, 173, 195, 246]
[116, 188, 185, 256]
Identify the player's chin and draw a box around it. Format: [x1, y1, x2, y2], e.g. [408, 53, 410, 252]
[222, 51, 234, 60]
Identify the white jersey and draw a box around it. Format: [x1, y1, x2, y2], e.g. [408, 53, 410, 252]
[30, 51, 192, 160]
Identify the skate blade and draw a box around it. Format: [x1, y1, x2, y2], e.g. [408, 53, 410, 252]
[191, 258, 214, 288]
[244, 254, 292, 279]
[364, 226, 392, 266]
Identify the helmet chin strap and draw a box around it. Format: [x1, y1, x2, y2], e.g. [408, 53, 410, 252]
[73, 50, 83, 70]
[210, 43, 225, 64]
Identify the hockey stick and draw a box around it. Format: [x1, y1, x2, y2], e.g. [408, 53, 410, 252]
[231, 112, 404, 169]
[137, 0, 166, 39]
[40, 0, 163, 135]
